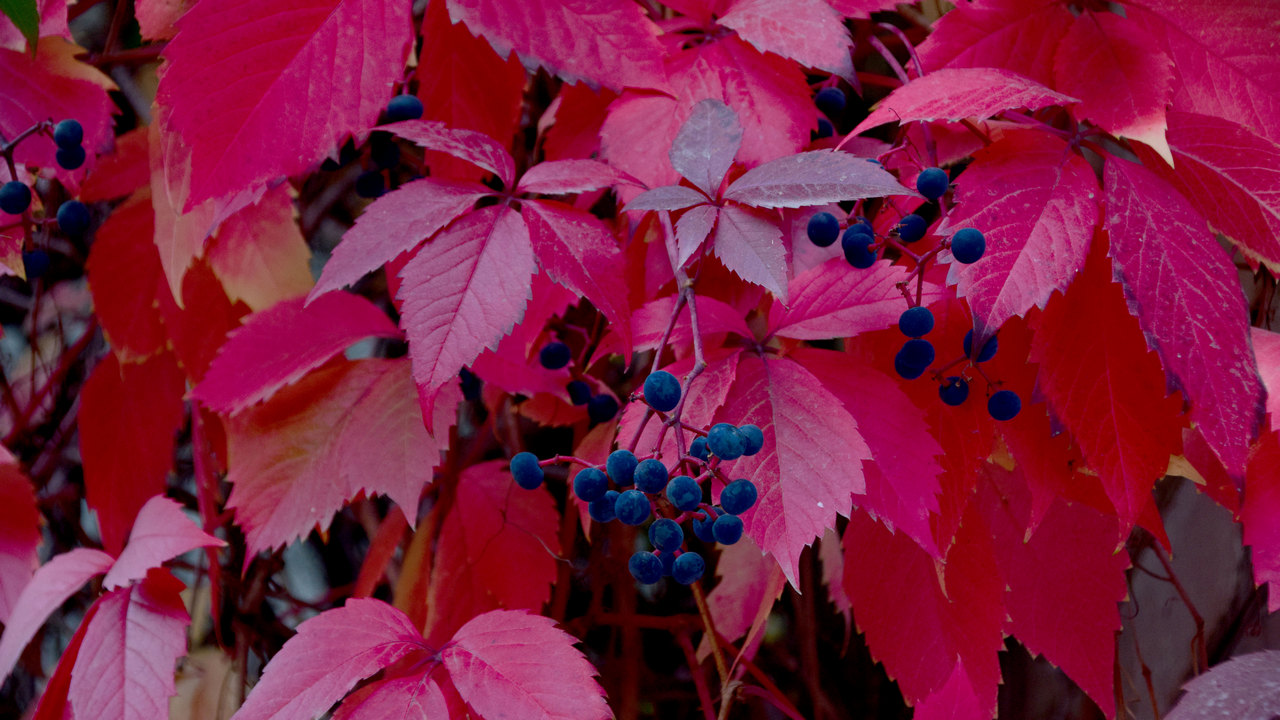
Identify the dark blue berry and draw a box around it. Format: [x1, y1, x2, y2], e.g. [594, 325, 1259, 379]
[634, 458, 669, 494]
[738, 425, 764, 456]
[573, 467, 609, 502]
[712, 514, 744, 545]
[539, 341, 572, 369]
[385, 94, 424, 123]
[0, 181, 31, 215]
[988, 390, 1021, 421]
[22, 250, 49, 280]
[459, 367, 482, 400]
[607, 449, 638, 486]
[589, 490, 620, 523]
[56, 201, 90, 237]
[649, 518, 684, 553]
[510, 452, 543, 490]
[816, 118, 834, 139]
[587, 394, 619, 423]
[567, 380, 591, 405]
[721, 479, 758, 515]
[898, 306, 934, 338]
[629, 551, 663, 584]
[52, 119, 83, 149]
[56, 145, 85, 170]
[951, 227, 985, 264]
[689, 436, 710, 462]
[671, 552, 706, 584]
[842, 228, 876, 269]
[707, 423, 745, 461]
[355, 170, 385, 199]
[939, 377, 969, 406]
[963, 331, 998, 362]
[815, 87, 847, 116]
[806, 211, 840, 248]
[615, 490, 651, 526]
[370, 132, 400, 170]
[896, 214, 928, 243]
[848, 220, 873, 236]
[915, 167, 949, 201]
[660, 551, 678, 576]
[644, 370, 681, 413]
[693, 508, 722, 543]
[666, 475, 702, 512]
[895, 339, 935, 380]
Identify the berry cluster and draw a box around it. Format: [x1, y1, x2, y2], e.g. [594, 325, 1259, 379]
[535, 339, 621, 424]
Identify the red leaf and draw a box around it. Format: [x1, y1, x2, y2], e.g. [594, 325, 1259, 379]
[543, 83, 616, 162]
[1029, 241, 1185, 534]
[68, 569, 189, 720]
[383, 121, 516, 189]
[522, 199, 633, 361]
[1054, 11, 1173, 159]
[226, 359, 454, 556]
[102, 496, 225, 590]
[1105, 157, 1264, 477]
[205, 185, 314, 312]
[397, 205, 535, 422]
[724, 150, 915, 208]
[1164, 650, 1280, 719]
[86, 192, 170, 361]
[1243, 430, 1280, 612]
[0, 0, 68, 51]
[0, 548, 115, 683]
[718, 0, 852, 77]
[195, 294, 401, 414]
[0, 40, 114, 171]
[332, 674, 454, 720]
[917, 0, 1073, 86]
[441, 609, 610, 720]
[944, 130, 1098, 337]
[1255, 328, 1280, 423]
[444, 0, 666, 91]
[424, 461, 561, 644]
[769, 258, 941, 340]
[81, 127, 151, 203]
[156, 258, 250, 383]
[157, 0, 412, 209]
[669, 98, 743, 197]
[704, 536, 786, 651]
[712, 204, 788, 299]
[714, 351, 869, 586]
[234, 598, 429, 720]
[851, 68, 1077, 136]
[135, 0, 187, 40]
[0, 457, 38, 623]
[624, 185, 711, 212]
[624, 293, 752, 354]
[516, 159, 638, 195]
[80, 351, 186, 555]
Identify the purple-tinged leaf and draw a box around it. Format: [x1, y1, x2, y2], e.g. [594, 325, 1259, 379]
[713, 204, 788, 300]
[723, 150, 915, 208]
[718, 0, 852, 77]
[770, 258, 942, 340]
[1105, 157, 1264, 478]
[1166, 650, 1280, 720]
[103, 496, 224, 590]
[623, 185, 710, 213]
[669, 98, 743, 197]
[382, 120, 516, 188]
[516, 158, 638, 195]
[676, 204, 719, 265]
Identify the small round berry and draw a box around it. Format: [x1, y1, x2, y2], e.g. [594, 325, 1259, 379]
[896, 214, 928, 243]
[22, 250, 49, 280]
[52, 119, 84, 149]
[587, 394, 619, 423]
[816, 118, 834, 139]
[939, 377, 969, 406]
[806, 211, 840, 248]
[915, 167, 949, 201]
[671, 551, 706, 584]
[56, 145, 86, 170]
[738, 425, 764, 456]
[510, 452, 544, 490]
[56, 201, 90, 237]
[660, 551, 678, 576]
[951, 227, 986, 264]
[385, 94, 424, 123]
[0, 182, 32, 215]
[629, 551, 663, 584]
[589, 490, 620, 523]
[721, 479, 758, 515]
[566, 380, 592, 405]
[895, 339, 935, 380]
[841, 228, 876, 269]
[707, 423, 745, 461]
[988, 390, 1021, 422]
[898, 306, 934, 338]
[644, 370, 681, 413]
[712, 514, 744, 545]
[573, 467, 609, 502]
[692, 508, 722, 543]
[963, 331, 998, 363]
[648, 518, 685, 553]
[539, 341, 572, 369]
[634, 459, 669, 494]
[666, 475, 702, 512]
[615, 490, 652, 526]
[607, 449, 638, 486]
[815, 87, 847, 116]
[848, 220, 874, 236]
[689, 436, 710, 462]
[459, 367, 482, 400]
[370, 132, 400, 170]
[355, 170, 385, 198]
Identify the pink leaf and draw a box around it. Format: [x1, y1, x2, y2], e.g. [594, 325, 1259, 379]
[0, 548, 115, 683]
[917, 0, 1074, 86]
[724, 150, 915, 208]
[332, 674, 454, 720]
[0, 0, 69, 51]
[703, 537, 785, 650]
[626, 293, 752, 354]
[522, 199, 633, 361]
[516, 158, 638, 195]
[1254, 328, 1280, 423]
[1105, 157, 1264, 477]
[103, 496, 225, 590]
[135, 0, 187, 40]
[205, 185, 314, 312]
[714, 351, 870, 586]
[944, 130, 1098, 337]
[195, 294, 402, 414]
[0, 40, 114, 170]
[382, 121, 516, 188]
[1053, 11, 1173, 160]
[718, 0, 852, 76]
[617, 349, 740, 470]
[1165, 650, 1280, 720]
[770, 258, 941, 340]
[68, 570, 189, 720]
[624, 185, 711, 212]
[442, 610, 610, 720]
[713, 204, 788, 299]
[233, 598, 429, 720]
[854, 67, 1077, 136]
[444, 0, 666, 91]
[669, 99, 743, 197]
[397, 205, 535, 421]
[310, 177, 492, 299]
[0, 457, 38, 623]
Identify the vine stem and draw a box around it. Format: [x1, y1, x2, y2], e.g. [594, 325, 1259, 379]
[1150, 543, 1208, 673]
